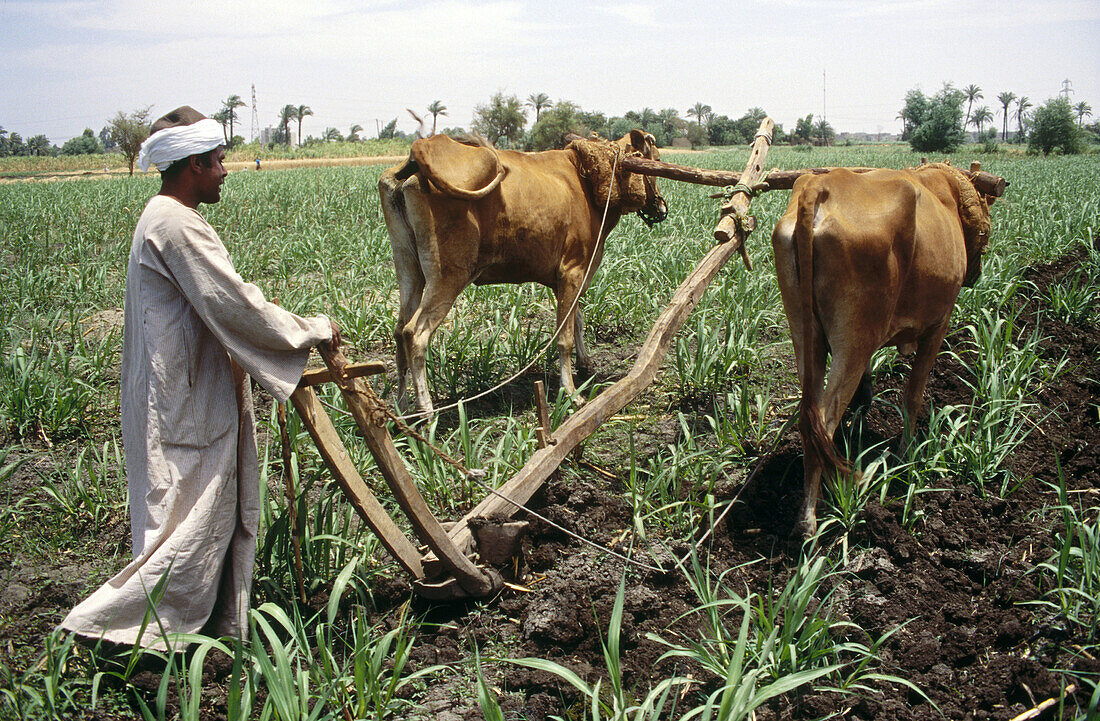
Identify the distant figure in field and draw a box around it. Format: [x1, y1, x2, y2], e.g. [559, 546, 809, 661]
[255, 157, 261, 170]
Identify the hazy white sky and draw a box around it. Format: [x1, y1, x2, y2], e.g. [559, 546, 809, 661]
[2, 0, 1097, 144]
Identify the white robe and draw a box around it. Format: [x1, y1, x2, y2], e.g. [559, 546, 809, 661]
[62, 194, 331, 647]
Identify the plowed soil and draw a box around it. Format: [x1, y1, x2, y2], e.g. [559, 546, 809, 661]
[391, 242, 1100, 720]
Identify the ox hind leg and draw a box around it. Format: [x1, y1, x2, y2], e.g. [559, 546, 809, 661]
[573, 309, 591, 372]
[379, 174, 423, 413]
[393, 268, 424, 414]
[390, 227, 425, 413]
[900, 318, 952, 438]
[401, 271, 468, 419]
[799, 335, 880, 538]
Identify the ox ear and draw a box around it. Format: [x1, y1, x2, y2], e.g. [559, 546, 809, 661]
[628, 129, 649, 152]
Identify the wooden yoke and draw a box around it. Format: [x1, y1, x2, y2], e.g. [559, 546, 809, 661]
[618, 155, 1008, 198]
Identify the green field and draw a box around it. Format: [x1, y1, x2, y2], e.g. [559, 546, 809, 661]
[1, 146, 1098, 718]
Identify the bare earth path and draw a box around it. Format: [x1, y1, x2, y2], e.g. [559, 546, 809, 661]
[0, 155, 406, 183]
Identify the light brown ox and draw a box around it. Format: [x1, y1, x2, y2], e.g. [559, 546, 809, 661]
[378, 131, 667, 416]
[771, 164, 993, 536]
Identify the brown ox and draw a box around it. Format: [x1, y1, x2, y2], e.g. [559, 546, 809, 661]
[772, 164, 993, 536]
[379, 131, 667, 416]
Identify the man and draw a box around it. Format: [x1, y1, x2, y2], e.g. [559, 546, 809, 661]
[62, 106, 338, 647]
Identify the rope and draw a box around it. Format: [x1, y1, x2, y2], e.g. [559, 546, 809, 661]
[361, 378, 474, 476]
[398, 146, 624, 422]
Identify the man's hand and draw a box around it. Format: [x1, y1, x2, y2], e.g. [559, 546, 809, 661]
[328, 319, 342, 350]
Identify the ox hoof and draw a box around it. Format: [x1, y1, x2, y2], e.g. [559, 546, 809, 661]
[794, 518, 818, 541]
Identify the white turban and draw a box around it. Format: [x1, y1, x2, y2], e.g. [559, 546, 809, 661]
[137, 118, 225, 172]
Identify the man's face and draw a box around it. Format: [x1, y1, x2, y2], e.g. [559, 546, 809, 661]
[196, 146, 228, 205]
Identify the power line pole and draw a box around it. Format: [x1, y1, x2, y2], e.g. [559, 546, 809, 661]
[1059, 79, 1074, 100]
[250, 84, 259, 143]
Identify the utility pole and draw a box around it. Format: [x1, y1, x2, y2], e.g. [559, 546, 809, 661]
[250, 84, 259, 143]
[1059, 79, 1074, 100]
[822, 67, 827, 124]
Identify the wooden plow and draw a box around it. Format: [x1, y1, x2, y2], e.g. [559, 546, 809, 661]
[289, 118, 1007, 600]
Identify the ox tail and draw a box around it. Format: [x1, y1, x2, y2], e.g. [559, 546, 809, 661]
[420, 136, 507, 201]
[407, 108, 428, 138]
[793, 186, 851, 477]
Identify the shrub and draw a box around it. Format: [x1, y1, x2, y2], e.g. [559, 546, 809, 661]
[908, 85, 966, 153]
[1028, 98, 1085, 155]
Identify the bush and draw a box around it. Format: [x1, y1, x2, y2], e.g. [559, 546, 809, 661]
[908, 85, 966, 153]
[980, 129, 998, 153]
[60, 129, 102, 156]
[1028, 98, 1084, 155]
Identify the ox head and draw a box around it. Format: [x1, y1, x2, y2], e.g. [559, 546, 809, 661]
[572, 131, 668, 227]
[618, 129, 668, 227]
[959, 183, 994, 288]
[915, 163, 994, 288]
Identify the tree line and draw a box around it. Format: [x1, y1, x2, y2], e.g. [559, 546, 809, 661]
[356, 93, 839, 151]
[0, 109, 152, 174]
[5, 85, 1095, 171]
[899, 83, 1094, 155]
[458, 93, 806, 151]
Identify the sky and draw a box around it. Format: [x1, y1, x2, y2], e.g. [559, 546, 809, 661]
[1, 0, 1098, 145]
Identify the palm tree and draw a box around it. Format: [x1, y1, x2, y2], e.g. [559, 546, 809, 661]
[1074, 101, 1093, 127]
[1015, 97, 1032, 140]
[25, 134, 51, 156]
[963, 84, 982, 130]
[525, 93, 552, 124]
[639, 107, 657, 131]
[970, 106, 993, 137]
[997, 91, 1016, 141]
[322, 127, 342, 142]
[347, 123, 363, 142]
[658, 107, 683, 139]
[222, 95, 246, 146]
[427, 100, 447, 136]
[687, 102, 713, 133]
[279, 104, 297, 146]
[295, 104, 313, 146]
[211, 109, 230, 144]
